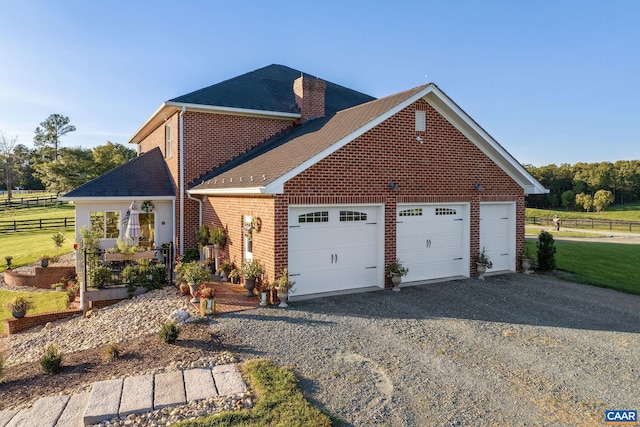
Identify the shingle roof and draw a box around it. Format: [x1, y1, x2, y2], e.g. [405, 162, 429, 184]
[189, 85, 428, 192]
[62, 147, 175, 198]
[170, 64, 375, 116]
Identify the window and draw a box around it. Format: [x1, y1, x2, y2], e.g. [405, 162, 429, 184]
[90, 211, 120, 239]
[415, 110, 426, 132]
[165, 123, 172, 158]
[399, 208, 423, 217]
[435, 208, 457, 216]
[298, 211, 329, 223]
[243, 216, 253, 261]
[340, 211, 367, 222]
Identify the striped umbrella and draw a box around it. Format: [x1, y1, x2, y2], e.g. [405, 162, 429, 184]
[125, 200, 142, 244]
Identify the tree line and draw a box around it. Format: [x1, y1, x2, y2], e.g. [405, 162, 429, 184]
[0, 114, 136, 199]
[524, 161, 640, 210]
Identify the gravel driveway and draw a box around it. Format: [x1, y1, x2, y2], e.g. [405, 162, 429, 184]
[209, 274, 640, 426]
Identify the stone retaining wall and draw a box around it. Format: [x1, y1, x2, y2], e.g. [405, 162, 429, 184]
[4, 266, 76, 289]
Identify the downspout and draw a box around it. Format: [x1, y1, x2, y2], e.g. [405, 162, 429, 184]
[179, 106, 186, 255]
[187, 192, 203, 226]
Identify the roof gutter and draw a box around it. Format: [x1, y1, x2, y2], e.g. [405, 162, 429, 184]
[179, 106, 186, 255]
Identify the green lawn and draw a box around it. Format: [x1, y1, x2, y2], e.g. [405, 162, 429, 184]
[0, 289, 70, 334]
[0, 230, 75, 272]
[0, 204, 75, 272]
[525, 240, 640, 294]
[174, 359, 332, 427]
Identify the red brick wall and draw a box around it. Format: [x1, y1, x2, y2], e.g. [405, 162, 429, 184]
[282, 99, 524, 280]
[4, 309, 81, 335]
[137, 110, 295, 251]
[203, 196, 277, 283]
[4, 266, 76, 289]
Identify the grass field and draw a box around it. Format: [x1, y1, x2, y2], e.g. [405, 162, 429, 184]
[525, 240, 640, 294]
[0, 289, 69, 334]
[0, 204, 76, 272]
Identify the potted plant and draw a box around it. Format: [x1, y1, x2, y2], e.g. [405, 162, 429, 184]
[219, 260, 234, 281]
[6, 295, 33, 318]
[229, 267, 241, 284]
[241, 259, 263, 296]
[179, 261, 212, 303]
[386, 258, 409, 292]
[208, 225, 226, 269]
[259, 279, 273, 306]
[66, 283, 80, 302]
[51, 282, 65, 292]
[473, 247, 492, 280]
[520, 246, 533, 274]
[4, 255, 12, 270]
[196, 225, 209, 260]
[39, 254, 52, 267]
[274, 268, 295, 307]
[195, 285, 217, 316]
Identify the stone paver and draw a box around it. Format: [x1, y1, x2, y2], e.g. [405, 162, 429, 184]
[0, 410, 19, 427]
[4, 409, 29, 427]
[184, 368, 218, 402]
[212, 364, 247, 396]
[154, 370, 186, 410]
[22, 395, 69, 427]
[119, 374, 154, 418]
[83, 378, 123, 425]
[55, 392, 89, 427]
[1, 364, 248, 427]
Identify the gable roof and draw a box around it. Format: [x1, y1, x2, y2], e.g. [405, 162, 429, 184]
[60, 147, 175, 200]
[129, 64, 375, 144]
[188, 84, 547, 196]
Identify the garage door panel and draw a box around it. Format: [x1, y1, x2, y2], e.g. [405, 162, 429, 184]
[397, 204, 467, 282]
[480, 204, 515, 272]
[289, 206, 381, 296]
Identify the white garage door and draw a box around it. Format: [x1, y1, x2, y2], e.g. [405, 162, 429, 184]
[396, 204, 468, 282]
[288, 206, 382, 296]
[480, 203, 516, 272]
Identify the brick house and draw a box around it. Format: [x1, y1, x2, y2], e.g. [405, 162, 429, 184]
[63, 64, 545, 298]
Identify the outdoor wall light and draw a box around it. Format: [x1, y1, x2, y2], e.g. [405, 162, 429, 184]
[389, 182, 399, 191]
[474, 183, 484, 191]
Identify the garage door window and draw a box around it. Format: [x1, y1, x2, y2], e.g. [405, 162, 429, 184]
[399, 208, 423, 217]
[435, 208, 457, 215]
[298, 211, 329, 223]
[340, 211, 367, 222]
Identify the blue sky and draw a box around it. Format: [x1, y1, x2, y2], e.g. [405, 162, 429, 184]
[1, 0, 638, 166]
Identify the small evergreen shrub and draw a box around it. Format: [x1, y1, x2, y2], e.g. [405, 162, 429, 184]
[159, 321, 180, 344]
[102, 343, 121, 362]
[182, 248, 200, 263]
[40, 345, 63, 374]
[536, 230, 556, 271]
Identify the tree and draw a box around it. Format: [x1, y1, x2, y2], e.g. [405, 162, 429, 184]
[91, 142, 136, 179]
[0, 132, 18, 200]
[33, 147, 93, 194]
[575, 193, 594, 212]
[33, 114, 76, 161]
[561, 190, 575, 210]
[593, 189, 614, 213]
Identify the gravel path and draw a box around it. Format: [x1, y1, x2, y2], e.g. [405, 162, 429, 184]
[210, 273, 640, 426]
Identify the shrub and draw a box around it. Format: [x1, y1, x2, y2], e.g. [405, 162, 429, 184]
[40, 344, 63, 374]
[537, 230, 557, 271]
[89, 265, 112, 288]
[101, 343, 121, 362]
[159, 321, 180, 344]
[182, 248, 200, 263]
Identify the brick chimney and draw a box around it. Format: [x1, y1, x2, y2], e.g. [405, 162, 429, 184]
[293, 76, 326, 121]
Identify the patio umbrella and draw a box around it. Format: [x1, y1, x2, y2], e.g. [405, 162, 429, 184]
[125, 200, 142, 245]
